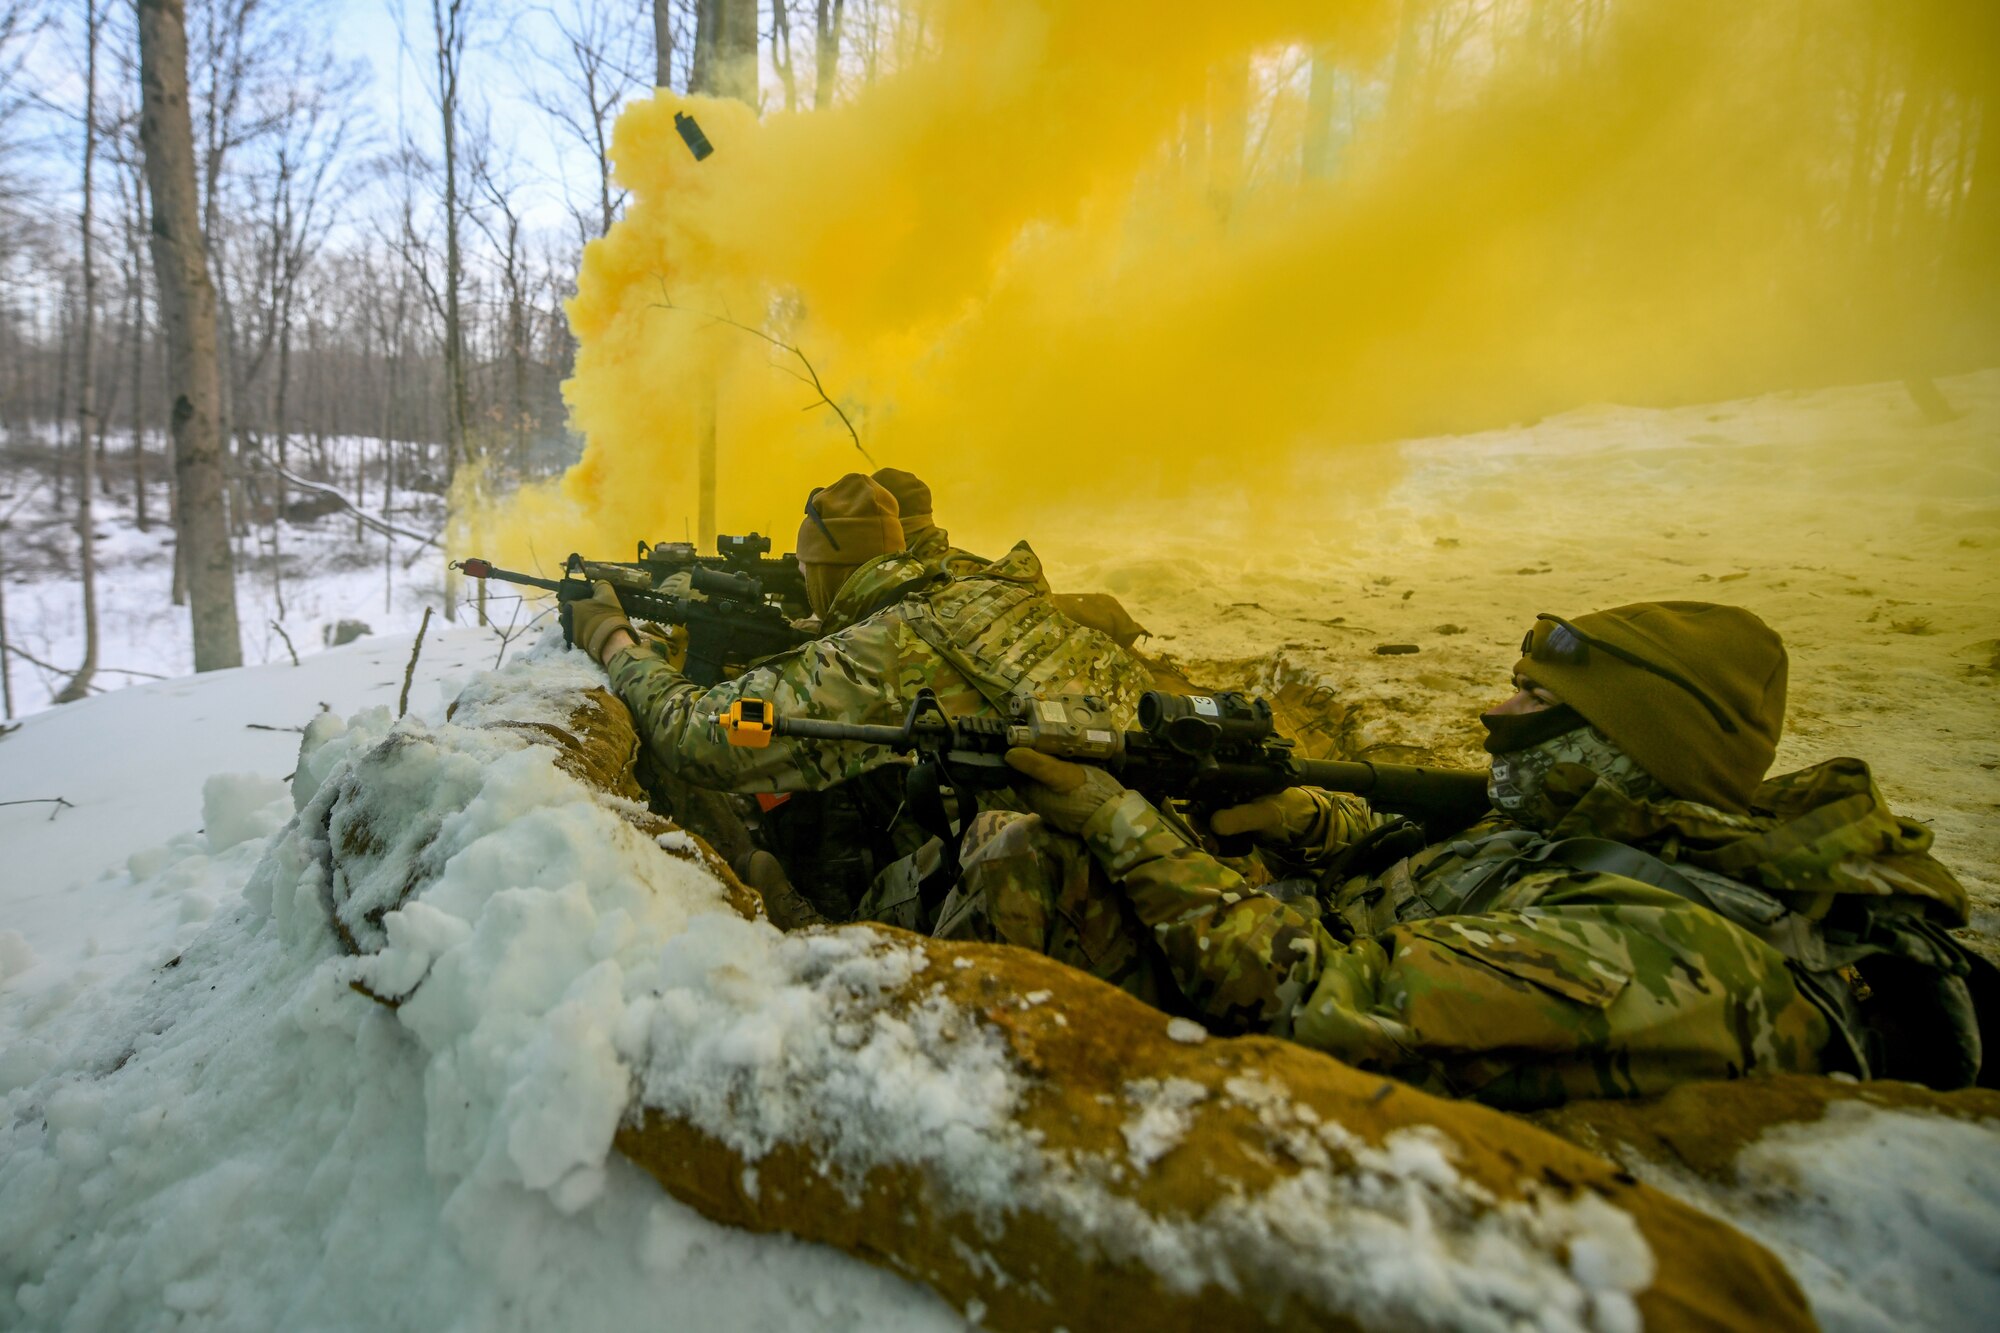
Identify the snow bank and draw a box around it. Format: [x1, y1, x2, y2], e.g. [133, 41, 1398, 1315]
[1641, 1101, 2000, 1333]
[0, 639, 961, 1332]
[622, 916, 1683, 1331]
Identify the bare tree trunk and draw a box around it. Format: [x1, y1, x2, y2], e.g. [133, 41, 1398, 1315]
[53, 286, 69, 510]
[772, 0, 798, 112]
[431, 0, 473, 622]
[0, 525, 14, 719]
[130, 225, 149, 531]
[685, 0, 758, 552]
[139, 0, 242, 670]
[813, 0, 845, 109]
[653, 0, 673, 87]
[56, 0, 103, 705]
[1303, 46, 1336, 182]
[692, 0, 757, 101]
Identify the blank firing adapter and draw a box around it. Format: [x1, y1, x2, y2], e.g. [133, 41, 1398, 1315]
[721, 699, 776, 748]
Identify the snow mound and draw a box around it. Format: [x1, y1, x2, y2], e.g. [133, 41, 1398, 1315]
[0, 644, 961, 1332]
[1655, 1102, 2000, 1333]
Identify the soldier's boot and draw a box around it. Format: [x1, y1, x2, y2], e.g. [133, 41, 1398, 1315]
[733, 850, 827, 931]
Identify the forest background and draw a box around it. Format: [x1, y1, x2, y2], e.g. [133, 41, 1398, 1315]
[0, 0, 1995, 714]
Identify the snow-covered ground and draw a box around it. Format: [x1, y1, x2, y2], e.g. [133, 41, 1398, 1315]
[1, 433, 453, 720]
[3, 375, 1997, 1330]
[0, 632, 966, 1332]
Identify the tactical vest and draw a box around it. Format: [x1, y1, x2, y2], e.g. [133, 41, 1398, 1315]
[769, 543, 1150, 921]
[1325, 759, 1987, 1090]
[899, 542, 1151, 725]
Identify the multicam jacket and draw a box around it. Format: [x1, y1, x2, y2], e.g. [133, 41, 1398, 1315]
[606, 541, 1152, 794]
[905, 526, 1009, 581]
[1057, 757, 1977, 1107]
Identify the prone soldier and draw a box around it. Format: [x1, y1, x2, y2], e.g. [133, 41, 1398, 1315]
[985, 601, 1986, 1107]
[568, 471, 1153, 927]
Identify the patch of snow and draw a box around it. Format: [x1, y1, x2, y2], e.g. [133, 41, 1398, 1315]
[1120, 1077, 1208, 1169]
[1636, 1102, 2000, 1333]
[202, 772, 295, 853]
[1165, 1017, 1208, 1044]
[637, 922, 1657, 1330]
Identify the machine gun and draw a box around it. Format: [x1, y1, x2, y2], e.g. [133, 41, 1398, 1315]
[453, 542, 812, 686]
[719, 687, 1491, 879]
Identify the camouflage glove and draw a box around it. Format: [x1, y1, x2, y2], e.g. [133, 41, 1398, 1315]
[1004, 748, 1129, 835]
[1208, 788, 1323, 847]
[566, 581, 634, 664]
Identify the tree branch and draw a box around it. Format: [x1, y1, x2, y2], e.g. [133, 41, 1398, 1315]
[240, 448, 439, 548]
[650, 280, 874, 464]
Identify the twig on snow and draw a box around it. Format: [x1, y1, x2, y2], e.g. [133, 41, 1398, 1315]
[270, 620, 300, 667]
[246, 722, 307, 733]
[398, 606, 434, 719]
[491, 597, 554, 670]
[0, 796, 74, 821]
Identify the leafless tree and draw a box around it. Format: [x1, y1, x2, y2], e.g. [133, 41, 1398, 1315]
[530, 0, 649, 240]
[690, 0, 756, 102]
[416, 0, 478, 622]
[54, 0, 103, 704]
[813, 0, 845, 110]
[138, 0, 242, 670]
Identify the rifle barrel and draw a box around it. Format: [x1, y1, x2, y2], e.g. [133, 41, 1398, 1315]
[774, 716, 911, 746]
[1289, 756, 1490, 823]
[456, 559, 566, 595]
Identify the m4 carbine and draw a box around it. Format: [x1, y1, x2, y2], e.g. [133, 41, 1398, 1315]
[719, 687, 1490, 864]
[568, 532, 811, 619]
[454, 539, 811, 685]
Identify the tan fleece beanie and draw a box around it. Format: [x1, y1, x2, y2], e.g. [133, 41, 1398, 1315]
[797, 473, 904, 615]
[1514, 602, 1787, 812]
[871, 467, 936, 543]
[797, 473, 904, 565]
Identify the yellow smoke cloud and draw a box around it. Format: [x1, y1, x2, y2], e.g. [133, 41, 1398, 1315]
[480, 0, 1997, 567]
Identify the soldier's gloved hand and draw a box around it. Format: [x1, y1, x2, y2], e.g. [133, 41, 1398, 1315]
[1208, 788, 1321, 847]
[567, 581, 634, 664]
[1004, 748, 1129, 835]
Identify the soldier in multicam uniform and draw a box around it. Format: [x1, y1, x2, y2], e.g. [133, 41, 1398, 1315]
[871, 468, 998, 580]
[873, 466, 1151, 651]
[568, 471, 1153, 927]
[986, 601, 1986, 1108]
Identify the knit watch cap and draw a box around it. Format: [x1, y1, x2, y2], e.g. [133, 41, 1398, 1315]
[797, 472, 905, 565]
[870, 468, 936, 541]
[1514, 601, 1787, 812]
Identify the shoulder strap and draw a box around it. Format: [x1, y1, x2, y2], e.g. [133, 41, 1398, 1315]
[900, 577, 1051, 709]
